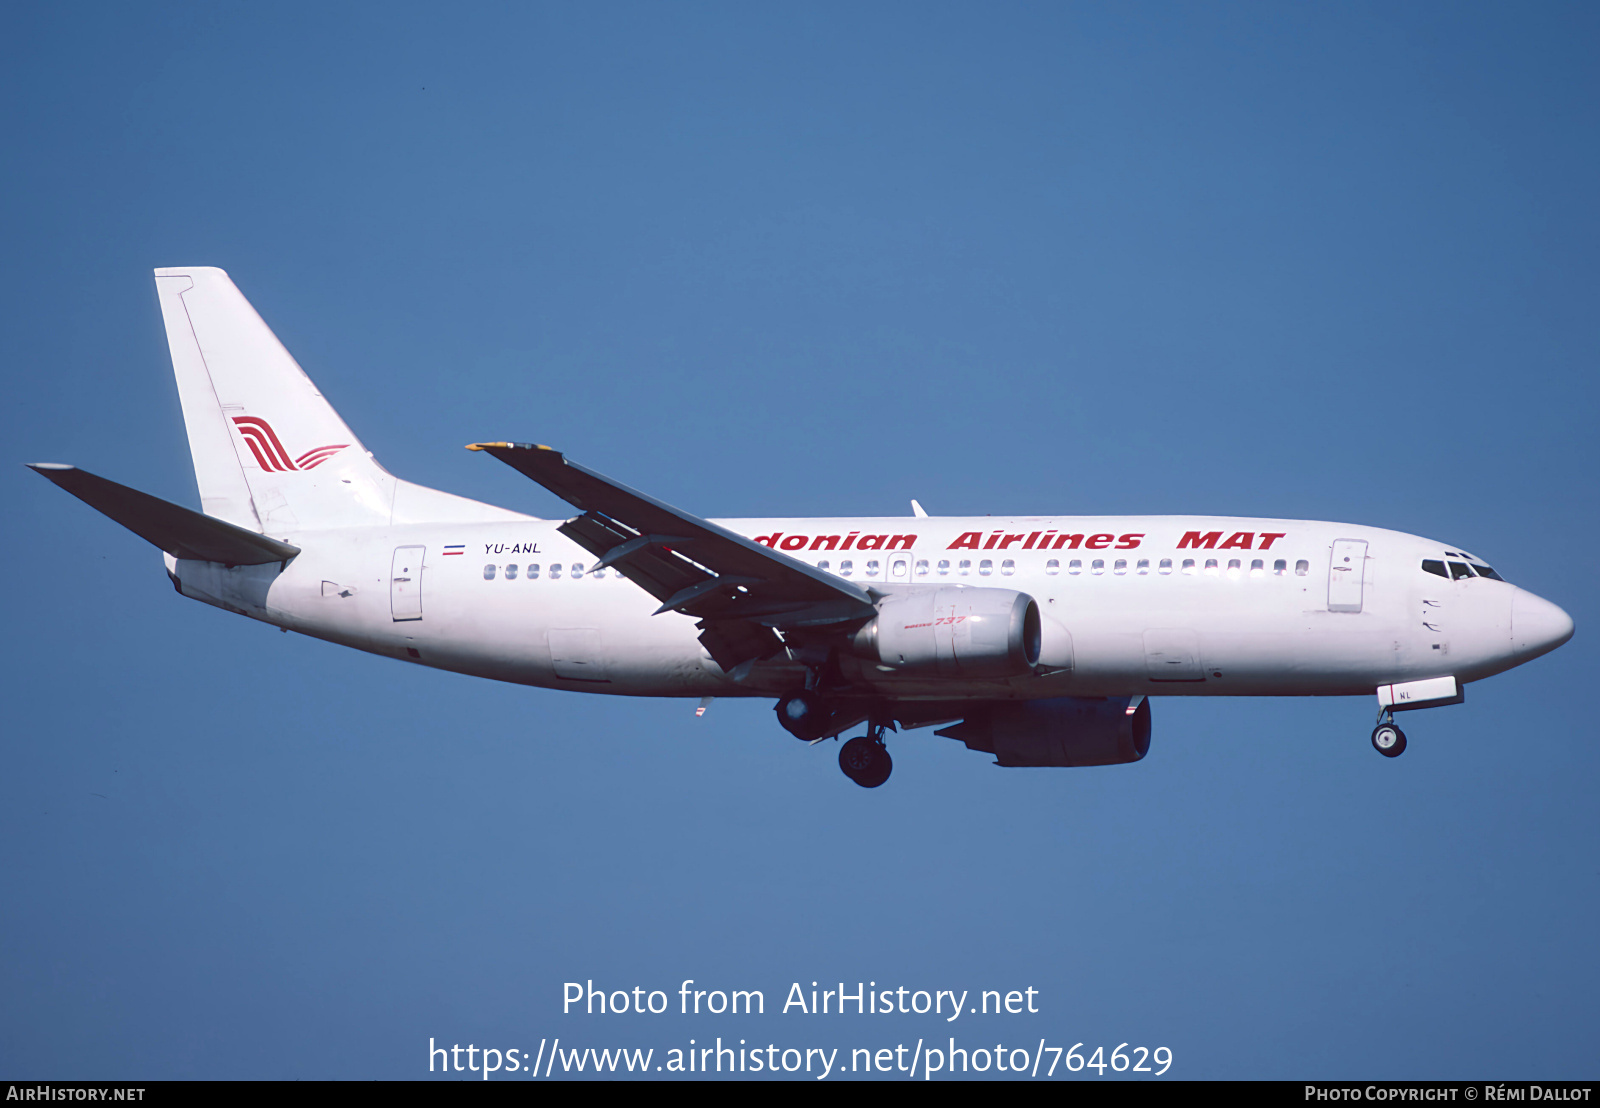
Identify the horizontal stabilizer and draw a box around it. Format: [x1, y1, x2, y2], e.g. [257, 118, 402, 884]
[28, 464, 300, 565]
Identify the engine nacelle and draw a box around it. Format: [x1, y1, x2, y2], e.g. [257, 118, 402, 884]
[854, 587, 1041, 679]
[936, 696, 1152, 767]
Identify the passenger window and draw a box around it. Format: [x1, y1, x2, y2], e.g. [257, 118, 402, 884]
[1273, 559, 1286, 576]
[865, 559, 881, 577]
[1113, 559, 1127, 575]
[483, 564, 497, 580]
[1294, 560, 1308, 576]
[936, 559, 950, 576]
[1204, 558, 1219, 575]
[1181, 558, 1196, 575]
[1226, 558, 1241, 577]
[978, 559, 993, 576]
[1045, 558, 1060, 575]
[571, 563, 584, 579]
[1249, 559, 1264, 577]
[1159, 558, 1173, 575]
[549, 563, 563, 579]
[1091, 559, 1105, 575]
[1067, 559, 1082, 575]
[528, 563, 540, 579]
[1136, 558, 1150, 574]
[1448, 561, 1474, 580]
[840, 560, 854, 577]
[817, 560, 830, 573]
[915, 559, 929, 576]
[505, 563, 519, 580]
[958, 559, 971, 576]
[1000, 559, 1015, 576]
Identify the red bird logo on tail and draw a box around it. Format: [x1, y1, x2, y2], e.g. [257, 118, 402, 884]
[231, 416, 348, 472]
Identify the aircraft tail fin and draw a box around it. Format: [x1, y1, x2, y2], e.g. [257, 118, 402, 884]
[153, 267, 395, 532]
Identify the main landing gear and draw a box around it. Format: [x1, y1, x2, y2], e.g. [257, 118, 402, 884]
[837, 716, 895, 788]
[775, 675, 895, 787]
[775, 689, 831, 742]
[839, 732, 893, 788]
[1371, 708, 1407, 758]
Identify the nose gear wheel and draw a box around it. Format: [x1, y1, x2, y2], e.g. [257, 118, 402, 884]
[1371, 723, 1406, 757]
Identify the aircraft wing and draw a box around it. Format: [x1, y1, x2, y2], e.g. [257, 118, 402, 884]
[468, 442, 876, 669]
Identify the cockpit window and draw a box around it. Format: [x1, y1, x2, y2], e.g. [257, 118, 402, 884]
[1422, 559, 1448, 578]
[1471, 564, 1504, 581]
[1448, 561, 1474, 580]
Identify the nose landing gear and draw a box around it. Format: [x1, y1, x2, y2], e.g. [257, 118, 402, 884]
[1371, 708, 1407, 758]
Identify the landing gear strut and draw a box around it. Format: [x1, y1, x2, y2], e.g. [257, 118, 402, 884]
[839, 720, 893, 788]
[1371, 707, 1407, 758]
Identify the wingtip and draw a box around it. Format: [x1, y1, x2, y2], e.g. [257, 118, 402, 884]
[465, 442, 557, 452]
[27, 462, 76, 472]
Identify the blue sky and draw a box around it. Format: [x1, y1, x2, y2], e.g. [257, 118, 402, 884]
[2, 1, 1596, 1079]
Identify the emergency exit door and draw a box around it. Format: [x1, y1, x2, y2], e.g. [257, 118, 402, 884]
[391, 546, 425, 621]
[885, 547, 915, 583]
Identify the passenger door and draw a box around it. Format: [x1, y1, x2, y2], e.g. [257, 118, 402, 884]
[1328, 539, 1368, 613]
[390, 546, 425, 621]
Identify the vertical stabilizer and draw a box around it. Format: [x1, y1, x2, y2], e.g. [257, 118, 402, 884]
[153, 267, 395, 531]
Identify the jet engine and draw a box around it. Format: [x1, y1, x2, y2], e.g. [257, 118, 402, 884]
[853, 587, 1041, 678]
[936, 696, 1152, 767]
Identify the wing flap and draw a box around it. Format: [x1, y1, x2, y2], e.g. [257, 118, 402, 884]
[469, 442, 875, 624]
[468, 442, 876, 668]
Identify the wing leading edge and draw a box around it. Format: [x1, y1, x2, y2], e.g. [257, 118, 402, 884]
[467, 443, 876, 670]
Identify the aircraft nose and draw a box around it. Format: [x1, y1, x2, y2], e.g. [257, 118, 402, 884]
[1511, 589, 1574, 660]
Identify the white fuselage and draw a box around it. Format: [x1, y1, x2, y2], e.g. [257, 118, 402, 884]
[167, 513, 1554, 704]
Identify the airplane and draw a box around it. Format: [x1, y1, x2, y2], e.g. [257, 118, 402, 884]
[29, 268, 1575, 787]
